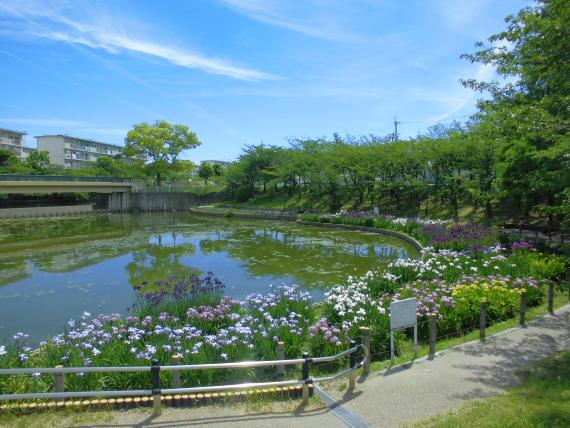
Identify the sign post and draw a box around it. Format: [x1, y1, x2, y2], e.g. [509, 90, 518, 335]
[389, 297, 417, 362]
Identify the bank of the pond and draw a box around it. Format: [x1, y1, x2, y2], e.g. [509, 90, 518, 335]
[0, 204, 94, 219]
[296, 220, 424, 253]
[189, 207, 298, 221]
[188, 208, 424, 252]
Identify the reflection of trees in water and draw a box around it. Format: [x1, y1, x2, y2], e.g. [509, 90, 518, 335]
[198, 226, 411, 287]
[0, 214, 416, 291]
[126, 242, 201, 292]
[0, 214, 132, 244]
[29, 233, 147, 273]
[0, 213, 138, 274]
[0, 258, 31, 287]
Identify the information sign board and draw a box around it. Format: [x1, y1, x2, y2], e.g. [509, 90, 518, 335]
[390, 298, 417, 329]
[389, 297, 418, 361]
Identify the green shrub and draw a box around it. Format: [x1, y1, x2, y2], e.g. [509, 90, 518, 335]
[225, 210, 235, 218]
[300, 214, 320, 222]
[235, 185, 252, 202]
[528, 253, 567, 282]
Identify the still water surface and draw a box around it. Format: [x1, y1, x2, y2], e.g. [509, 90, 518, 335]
[0, 213, 417, 344]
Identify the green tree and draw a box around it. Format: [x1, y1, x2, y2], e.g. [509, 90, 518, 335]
[198, 162, 214, 184]
[461, 0, 570, 225]
[0, 148, 24, 173]
[24, 150, 50, 174]
[125, 121, 201, 186]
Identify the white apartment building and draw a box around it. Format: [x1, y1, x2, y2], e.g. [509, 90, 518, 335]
[0, 127, 36, 160]
[36, 134, 127, 169]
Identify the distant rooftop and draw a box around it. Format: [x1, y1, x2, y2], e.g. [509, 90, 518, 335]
[0, 127, 27, 136]
[35, 134, 123, 148]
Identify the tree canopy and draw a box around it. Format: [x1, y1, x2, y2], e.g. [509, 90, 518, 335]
[125, 121, 201, 185]
[223, 0, 570, 230]
[461, 0, 569, 224]
[198, 162, 214, 184]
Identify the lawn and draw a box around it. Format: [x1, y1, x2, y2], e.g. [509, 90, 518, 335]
[414, 351, 570, 428]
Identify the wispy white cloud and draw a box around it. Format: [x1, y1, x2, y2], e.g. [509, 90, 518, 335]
[0, 0, 274, 81]
[218, 0, 363, 42]
[422, 63, 494, 123]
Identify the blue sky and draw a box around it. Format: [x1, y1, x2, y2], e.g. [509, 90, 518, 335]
[0, 0, 531, 162]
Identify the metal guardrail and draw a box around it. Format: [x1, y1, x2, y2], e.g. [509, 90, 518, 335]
[0, 342, 367, 415]
[134, 185, 186, 193]
[0, 175, 131, 183]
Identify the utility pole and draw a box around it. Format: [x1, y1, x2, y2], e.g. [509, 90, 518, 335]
[394, 116, 401, 141]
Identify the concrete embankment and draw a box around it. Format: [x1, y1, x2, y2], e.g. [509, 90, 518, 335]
[189, 209, 424, 252]
[296, 220, 424, 252]
[188, 207, 298, 221]
[104, 192, 226, 212]
[0, 204, 93, 219]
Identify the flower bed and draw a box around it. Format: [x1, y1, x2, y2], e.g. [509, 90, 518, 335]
[318, 243, 565, 359]
[299, 211, 497, 251]
[0, 278, 315, 394]
[1, 218, 567, 396]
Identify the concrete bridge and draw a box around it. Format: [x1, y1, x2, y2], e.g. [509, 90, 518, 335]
[0, 175, 136, 194]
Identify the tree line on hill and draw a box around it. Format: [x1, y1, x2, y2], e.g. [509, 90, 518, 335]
[225, 0, 570, 230]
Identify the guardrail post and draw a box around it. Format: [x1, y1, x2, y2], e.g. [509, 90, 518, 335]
[547, 282, 554, 314]
[359, 327, 370, 375]
[479, 298, 487, 342]
[348, 340, 356, 391]
[519, 290, 527, 327]
[171, 354, 182, 388]
[276, 341, 285, 378]
[53, 365, 64, 402]
[301, 352, 311, 405]
[151, 359, 162, 416]
[429, 314, 437, 358]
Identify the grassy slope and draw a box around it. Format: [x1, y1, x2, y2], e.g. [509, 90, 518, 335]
[219, 191, 490, 223]
[414, 351, 570, 428]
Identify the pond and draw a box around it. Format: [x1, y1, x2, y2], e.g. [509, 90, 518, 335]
[0, 213, 418, 344]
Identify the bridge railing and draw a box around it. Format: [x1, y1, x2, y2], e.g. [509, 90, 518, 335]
[0, 175, 132, 183]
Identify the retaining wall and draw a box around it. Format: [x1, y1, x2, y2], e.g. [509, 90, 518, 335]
[188, 207, 298, 221]
[296, 220, 424, 252]
[188, 211, 423, 252]
[0, 204, 93, 219]
[103, 192, 227, 212]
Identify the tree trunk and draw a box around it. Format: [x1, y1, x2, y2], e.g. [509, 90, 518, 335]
[485, 200, 493, 223]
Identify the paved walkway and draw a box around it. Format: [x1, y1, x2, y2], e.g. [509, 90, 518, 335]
[326, 305, 570, 427]
[35, 306, 569, 428]
[68, 403, 346, 428]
